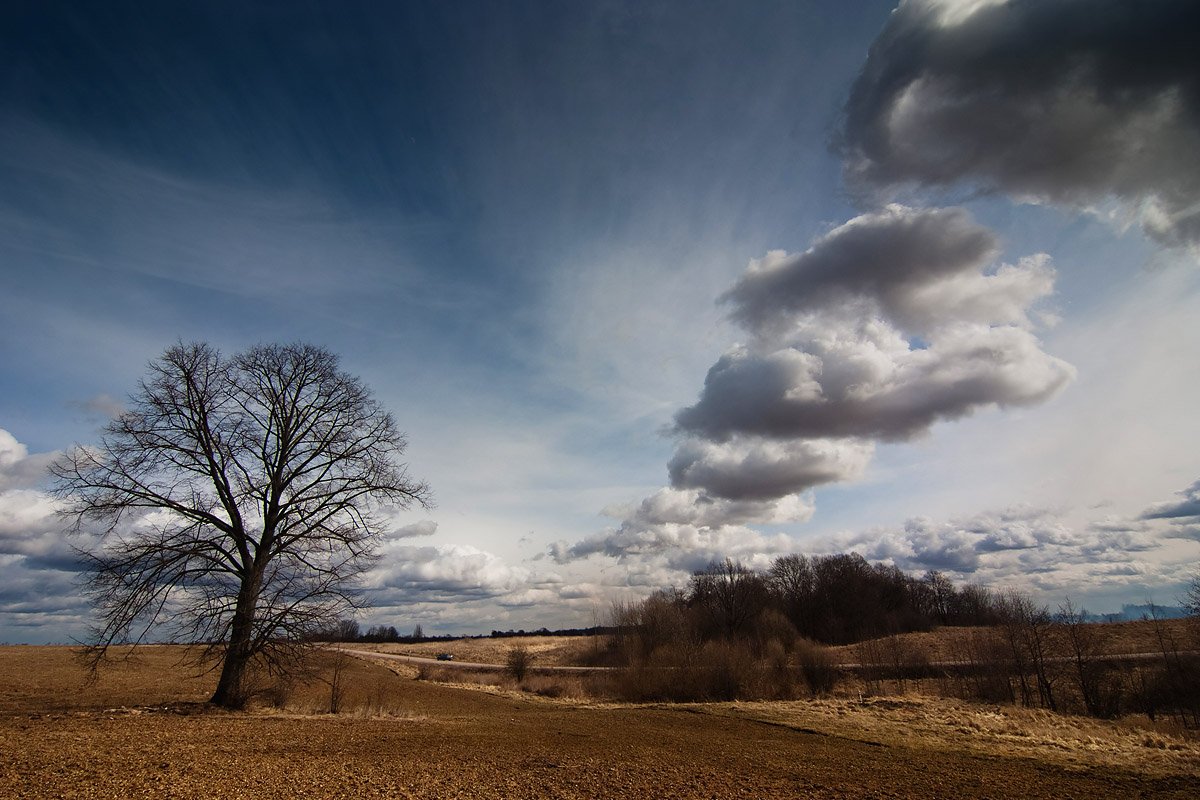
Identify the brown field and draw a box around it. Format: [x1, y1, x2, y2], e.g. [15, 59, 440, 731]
[353, 634, 614, 667]
[2, 642, 1198, 798]
[824, 618, 1197, 664]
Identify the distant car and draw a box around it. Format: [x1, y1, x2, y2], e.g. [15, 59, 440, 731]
[436, 653, 454, 661]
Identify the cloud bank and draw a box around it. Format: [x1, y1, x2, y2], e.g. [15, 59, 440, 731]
[557, 205, 1071, 573]
[840, 0, 1200, 251]
[1141, 478, 1200, 542]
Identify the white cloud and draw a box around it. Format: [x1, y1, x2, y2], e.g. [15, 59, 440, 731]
[0, 428, 56, 491]
[369, 542, 531, 603]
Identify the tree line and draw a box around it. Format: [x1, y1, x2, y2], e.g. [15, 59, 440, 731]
[607, 556, 1200, 725]
[653, 554, 1004, 648]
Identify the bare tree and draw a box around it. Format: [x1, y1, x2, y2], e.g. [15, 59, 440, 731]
[689, 559, 770, 640]
[50, 342, 431, 709]
[1058, 597, 1117, 717]
[1185, 574, 1200, 618]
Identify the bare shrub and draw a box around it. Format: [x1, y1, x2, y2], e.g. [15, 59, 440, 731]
[263, 674, 296, 709]
[761, 638, 798, 700]
[505, 645, 534, 683]
[324, 648, 352, 713]
[698, 640, 757, 701]
[855, 637, 886, 696]
[795, 637, 839, 696]
[753, 608, 799, 658]
[520, 675, 590, 699]
[944, 628, 1012, 704]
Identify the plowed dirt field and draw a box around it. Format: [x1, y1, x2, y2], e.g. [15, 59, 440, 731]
[2, 646, 1196, 798]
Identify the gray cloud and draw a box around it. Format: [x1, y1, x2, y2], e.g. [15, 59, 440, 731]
[551, 487, 799, 568]
[722, 206, 1008, 335]
[0, 430, 92, 641]
[838, 505, 1168, 585]
[368, 543, 530, 605]
[676, 207, 1073, 444]
[676, 326, 1071, 442]
[668, 436, 873, 501]
[563, 205, 1071, 573]
[1141, 478, 1200, 521]
[841, 0, 1200, 250]
[68, 394, 125, 421]
[390, 519, 439, 539]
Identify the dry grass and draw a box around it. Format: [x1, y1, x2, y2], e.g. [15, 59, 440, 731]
[825, 618, 1197, 665]
[353, 634, 612, 666]
[701, 695, 1200, 779]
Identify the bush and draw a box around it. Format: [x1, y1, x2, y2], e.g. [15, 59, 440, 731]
[505, 645, 534, 683]
[794, 638, 839, 696]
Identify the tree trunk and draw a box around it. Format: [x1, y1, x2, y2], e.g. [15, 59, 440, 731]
[210, 576, 261, 709]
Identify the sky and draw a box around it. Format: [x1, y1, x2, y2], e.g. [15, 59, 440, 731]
[2, 0, 1199, 642]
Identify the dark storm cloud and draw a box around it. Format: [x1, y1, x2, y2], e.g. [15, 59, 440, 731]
[841, 0, 1200, 249]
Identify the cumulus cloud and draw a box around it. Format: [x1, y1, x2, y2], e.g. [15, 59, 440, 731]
[551, 487, 798, 571]
[722, 206, 1027, 335]
[0, 428, 57, 491]
[837, 505, 1157, 583]
[0, 430, 78, 571]
[369, 543, 530, 604]
[668, 437, 873, 501]
[556, 205, 1071, 575]
[0, 429, 94, 640]
[676, 207, 1073, 444]
[841, 0, 1200, 251]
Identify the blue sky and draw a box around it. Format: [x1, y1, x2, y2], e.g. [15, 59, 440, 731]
[2, 0, 1198, 642]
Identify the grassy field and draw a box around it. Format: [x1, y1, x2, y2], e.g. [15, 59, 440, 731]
[1, 642, 1197, 798]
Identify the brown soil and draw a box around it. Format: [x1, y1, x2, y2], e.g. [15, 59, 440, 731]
[3, 646, 1198, 798]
